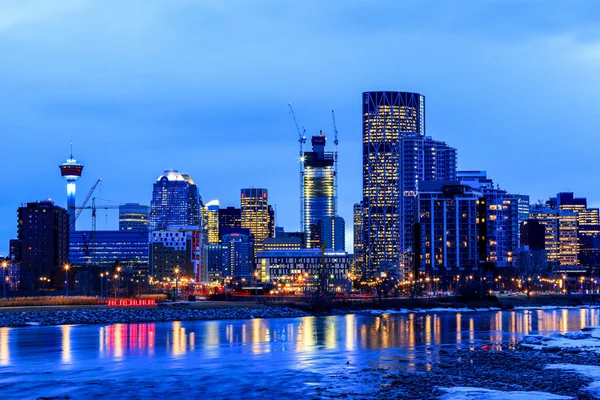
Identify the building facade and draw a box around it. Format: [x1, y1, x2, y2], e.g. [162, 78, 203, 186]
[204, 200, 220, 244]
[119, 203, 150, 232]
[530, 207, 579, 267]
[319, 216, 345, 251]
[302, 133, 336, 248]
[149, 170, 201, 230]
[416, 182, 483, 280]
[352, 202, 364, 275]
[240, 189, 274, 253]
[17, 201, 70, 291]
[221, 232, 254, 279]
[149, 226, 203, 281]
[218, 206, 242, 238]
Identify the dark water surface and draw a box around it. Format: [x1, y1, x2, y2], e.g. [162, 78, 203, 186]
[0, 308, 598, 399]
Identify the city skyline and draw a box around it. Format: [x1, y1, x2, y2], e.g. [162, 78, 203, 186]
[3, 1, 600, 255]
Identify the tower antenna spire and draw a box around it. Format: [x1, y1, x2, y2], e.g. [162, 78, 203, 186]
[70, 139, 73, 159]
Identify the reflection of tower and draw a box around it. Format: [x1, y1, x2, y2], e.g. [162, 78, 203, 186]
[59, 145, 84, 231]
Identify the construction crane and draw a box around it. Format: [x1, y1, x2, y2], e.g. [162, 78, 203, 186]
[69, 178, 102, 230]
[75, 197, 121, 265]
[289, 103, 307, 232]
[331, 110, 339, 217]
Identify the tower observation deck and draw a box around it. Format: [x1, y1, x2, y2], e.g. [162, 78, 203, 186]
[59, 150, 84, 231]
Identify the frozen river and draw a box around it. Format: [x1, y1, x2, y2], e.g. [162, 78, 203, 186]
[1, 308, 599, 399]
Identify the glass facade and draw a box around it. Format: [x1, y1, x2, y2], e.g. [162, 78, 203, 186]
[240, 189, 274, 253]
[530, 208, 579, 267]
[70, 230, 149, 271]
[149, 170, 201, 230]
[204, 200, 220, 244]
[353, 202, 364, 275]
[149, 227, 202, 280]
[302, 134, 335, 248]
[119, 203, 150, 232]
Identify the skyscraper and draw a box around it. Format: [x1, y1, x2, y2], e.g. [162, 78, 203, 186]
[17, 200, 70, 290]
[221, 232, 254, 278]
[59, 149, 83, 230]
[119, 203, 150, 232]
[149, 170, 201, 230]
[218, 206, 242, 238]
[319, 216, 345, 251]
[204, 200, 220, 244]
[362, 91, 456, 280]
[353, 202, 364, 275]
[240, 188, 274, 253]
[302, 132, 336, 248]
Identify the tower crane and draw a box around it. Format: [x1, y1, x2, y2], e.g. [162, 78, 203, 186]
[331, 110, 339, 217]
[289, 103, 307, 231]
[75, 197, 121, 265]
[69, 178, 102, 230]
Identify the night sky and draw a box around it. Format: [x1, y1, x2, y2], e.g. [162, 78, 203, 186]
[2, 1, 600, 255]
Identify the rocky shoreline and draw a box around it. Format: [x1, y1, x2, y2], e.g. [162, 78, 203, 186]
[316, 348, 599, 399]
[0, 306, 311, 327]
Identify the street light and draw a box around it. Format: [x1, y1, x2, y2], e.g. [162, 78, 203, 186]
[1, 261, 7, 299]
[64, 264, 70, 296]
[174, 267, 180, 302]
[254, 270, 259, 303]
[100, 272, 104, 299]
[116, 266, 122, 300]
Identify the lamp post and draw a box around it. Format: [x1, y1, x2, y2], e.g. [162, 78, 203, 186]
[116, 266, 122, 300]
[174, 267, 180, 302]
[2, 261, 7, 299]
[100, 272, 104, 298]
[254, 271, 259, 303]
[64, 264, 70, 296]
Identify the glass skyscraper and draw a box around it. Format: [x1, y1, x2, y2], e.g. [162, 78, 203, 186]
[240, 188, 274, 253]
[119, 203, 150, 232]
[149, 169, 201, 230]
[362, 91, 456, 280]
[302, 133, 336, 248]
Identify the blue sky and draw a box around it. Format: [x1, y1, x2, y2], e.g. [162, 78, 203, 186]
[1, 0, 600, 254]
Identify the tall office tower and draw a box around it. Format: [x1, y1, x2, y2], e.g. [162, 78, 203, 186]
[149, 170, 201, 230]
[302, 132, 336, 248]
[206, 243, 224, 283]
[423, 137, 457, 181]
[204, 200, 220, 244]
[218, 206, 242, 238]
[530, 208, 579, 267]
[319, 216, 345, 251]
[556, 192, 600, 270]
[59, 148, 84, 230]
[353, 202, 365, 275]
[520, 219, 546, 250]
[119, 203, 150, 232]
[417, 182, 483, 281]
[221, 232, 254, 279]
[17, 200, 70, 290]
[364, 91, 456, 280]
[241, 189, 273, 252]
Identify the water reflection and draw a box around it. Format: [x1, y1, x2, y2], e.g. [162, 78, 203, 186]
[61, 325, 71, 363]
[99, 323, 156, 357]
[0, 327, 9, 365]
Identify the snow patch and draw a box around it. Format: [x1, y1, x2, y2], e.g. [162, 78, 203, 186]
[522, 327, 600, 352]
[439, 386, 573, 399]
[546, 364, 600, 397]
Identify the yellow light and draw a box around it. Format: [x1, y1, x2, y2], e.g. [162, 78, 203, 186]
[64, 264, 70, 271]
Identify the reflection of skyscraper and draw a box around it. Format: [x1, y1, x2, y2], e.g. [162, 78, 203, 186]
[303, 132, 335, 248]
[149, 170, 201, 230]
[241, 189, 274, 252]
[362, 91, 456, 280]
[59, 148, 83, 230]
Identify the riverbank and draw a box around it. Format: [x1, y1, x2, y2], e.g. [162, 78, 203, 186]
[0, 305, 310, 327]
[321, 348, 599, 399]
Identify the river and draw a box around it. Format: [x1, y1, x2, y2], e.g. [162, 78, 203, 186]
[0, 308, 598, 399]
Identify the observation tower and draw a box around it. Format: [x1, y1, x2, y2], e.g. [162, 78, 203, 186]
[59, 145, 84, 230]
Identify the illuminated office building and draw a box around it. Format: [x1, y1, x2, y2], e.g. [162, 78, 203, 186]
[149, 226, 203, 281]
[353, 202, 365, 275]
[204, 200, 220, 244]
[222, 232, 254, 279]
[362, 91, 456, 279]
[119, 203, 150, 232]
[302, 132, 336, 248]
[70, 230, 149, 271]
[149, 170, 201, 230]
[240, 189, 274, 253]
[263, 230, 305, 251]
[530, 207, 579, 267]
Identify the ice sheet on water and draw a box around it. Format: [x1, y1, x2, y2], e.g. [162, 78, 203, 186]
[546, 364, 600, 397]
[523, 326, 600, 351]
[439, 386, 573, 400]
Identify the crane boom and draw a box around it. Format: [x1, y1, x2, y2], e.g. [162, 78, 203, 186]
[289, 103, 307, 233]
[70, 178, 102, 230]
[331, 110, 339, 216]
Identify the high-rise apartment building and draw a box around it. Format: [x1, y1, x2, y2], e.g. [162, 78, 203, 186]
[17, 200, 70, 290]
[362, 91, 456, 280]
[149, 226, 202, 280]
[416, 182, 483, 280]
[530, 207, 579, 267]
[240, 189, 274, 252]
[119, 203, 150, 232]
[302, 133, 336, 248]
[221, 232, 254, 279]
[149, 170, 201, 230]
